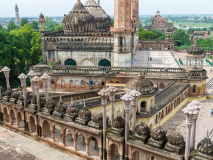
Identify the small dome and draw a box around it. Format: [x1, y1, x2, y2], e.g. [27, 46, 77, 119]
[168, 132, 184, 146]
[11, 90, 21, 99]
[45, 98, 56, 110]
[4, 88, 13, 97]
[55, 98, 66, 114]
[135, 122, 150, 136]
[91, 113, 103, 123]
[78, 107, 91, 119]
[151, 127, 167, 141]
[39, 13, 44, 18]
[187, 42, 204, 55]
[126, 75, 154, 94]
[84, 0, 111, 18]
[62, 0, 96, 34]
[66, 105, 78, 116]
[197, 138, 213, 156]
[113, 116, 125, 128]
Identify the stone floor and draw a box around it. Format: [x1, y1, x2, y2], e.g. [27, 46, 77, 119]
[0, 126, 80, 160]
[162, 98, 213, 148]
[133, 51, 179, 68]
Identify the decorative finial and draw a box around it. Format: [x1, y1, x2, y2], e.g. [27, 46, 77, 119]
[71, 97, 73, 106]
[158, 117, 161, 127]
[98, 0, 100, 5]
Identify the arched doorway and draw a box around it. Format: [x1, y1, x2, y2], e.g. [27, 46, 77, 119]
[140, 101, 146, 112]
[109, 144, 120, 160]
[54, 125, 62, 143]
[64, 59, 76, 66]
[43, 120, 51, 138]
[88, 137, 99, 156]
[29, 116, 36, 133]
[159, 83, 165, 91]
[98, 59, 111, 67]
[192, 85, 197, 93]
[3, 108, 9, 122]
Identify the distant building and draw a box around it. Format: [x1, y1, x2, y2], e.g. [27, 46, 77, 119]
[15, 4, 19, 24]
[143, 10, 174, 32]
[191, 31, 209, 42]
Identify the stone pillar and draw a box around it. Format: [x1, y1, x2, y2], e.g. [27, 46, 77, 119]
[107, 85, 118, 127]
[41, 73, 50, 102]
[99, 148, 102, 159]
[51, 130, 55, 141]
[74, 138, 77, 151]
[98, 89, 109, 160]
[121, 93, 132, 159]
[130, 90, 141, 133]
[107, 151, 110, 160]
[62, 132, 66, 146]
[2, 66, 11, 90]
[17, 118, 20, 128]
[190, 100, 203, 150]
[86, 141, 89, 156]
[182, 103, 198, 160]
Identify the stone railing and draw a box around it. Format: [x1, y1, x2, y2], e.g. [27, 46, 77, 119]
[33, 64, 208, 80]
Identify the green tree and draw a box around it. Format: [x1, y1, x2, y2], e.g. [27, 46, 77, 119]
[20, 18, 28, 27]
[45, 17, 61, 32]
[173, 29, 191, 47]
[30, 21, 39, 31]
[139, 30, 157, 39]
[7, 21, 16, 32]
[197, 38, 213, 51]
[54, 25, 63, 31]
[187, 28, 196, 35]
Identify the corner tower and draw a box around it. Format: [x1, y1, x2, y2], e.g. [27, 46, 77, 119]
[38, 13, 47, 63]
[15, 4, 19, 24]
[110, 0, 134, 67]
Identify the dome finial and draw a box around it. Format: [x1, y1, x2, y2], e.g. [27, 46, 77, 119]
[71, 97, 73, 106]
[83, 101, 86, 108]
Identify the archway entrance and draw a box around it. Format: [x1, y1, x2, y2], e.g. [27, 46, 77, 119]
[98, 59, 111, 67]
[65, 59, 76, 66]
[140, 101, 146, 112]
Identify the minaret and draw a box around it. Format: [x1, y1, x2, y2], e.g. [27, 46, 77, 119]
[131, 0, 140, 58]
[38, 13, 47, 63]
[110, 0, 134, 67]
[15, 4, 20, 24]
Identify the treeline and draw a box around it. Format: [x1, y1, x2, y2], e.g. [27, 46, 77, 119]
[0, 20, 42, 88]
[139, 29, 165, 40]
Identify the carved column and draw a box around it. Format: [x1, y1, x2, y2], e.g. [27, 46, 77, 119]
[74, 137, 77, 151]
[107, 85, 118, 127]
[86, 141, 89, 156]
[62, 132, 66, 146]
[107, 151, 110, 160]
[190, 100, 203, 150]
[2, 66, 11, 90]
[98, 89, 109, 160]
[121, 93, 132, 159]
[182, 103, 198, 160]
[51, 130, 55, 141]
[99, 148, 102, 159]
[130, 90, 141, 133]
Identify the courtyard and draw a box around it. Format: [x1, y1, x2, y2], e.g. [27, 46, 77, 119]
[162, 98, 213, 147]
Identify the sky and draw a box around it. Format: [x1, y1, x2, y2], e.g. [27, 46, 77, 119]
[0, 0, 213, 17]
